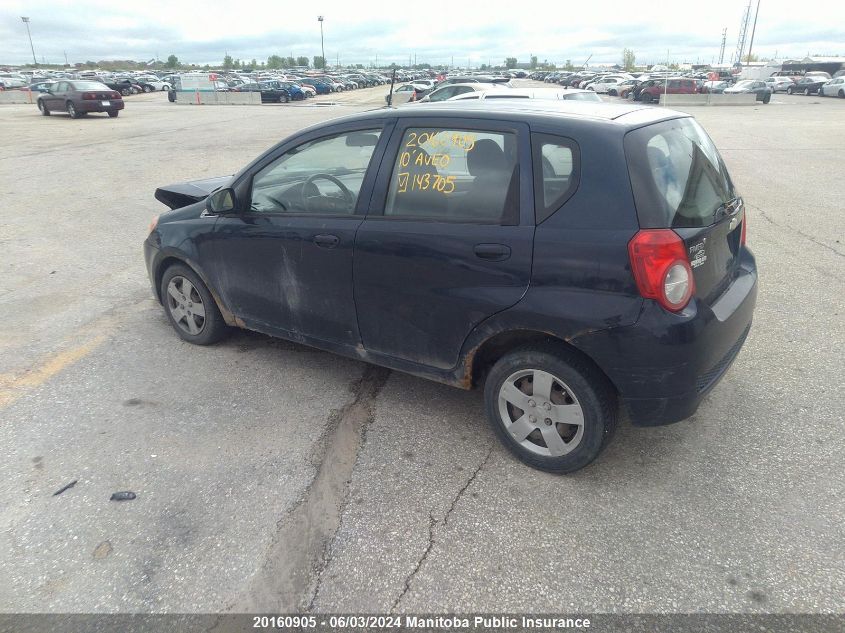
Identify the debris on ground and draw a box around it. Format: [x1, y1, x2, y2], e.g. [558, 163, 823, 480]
[109, 491, 136, 501]
[52, 480, 77, 496]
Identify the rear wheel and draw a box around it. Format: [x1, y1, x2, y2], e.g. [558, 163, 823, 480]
[143, 85, 153, 93]
[160, 264, 229, 345]
[66, 101, 79, 118]
[804, 88, 810, 95]
[168, 91, 176, 103]
[762, 93, 771, 104]
[121, 88, 130, 96]
[279, 93, 289, 103]
[38, 100, 50, 115]
[108, 110, 119, 117]
[787, 86, 794, 95]
[640, 92, 652, 103]
[484, 345, 617, 473]
[839, 89, 844, 98]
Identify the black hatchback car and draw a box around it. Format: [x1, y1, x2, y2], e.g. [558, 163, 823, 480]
[145, 102, 757, 473]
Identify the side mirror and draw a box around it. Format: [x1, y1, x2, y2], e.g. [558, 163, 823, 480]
[206, 188, 236, 214]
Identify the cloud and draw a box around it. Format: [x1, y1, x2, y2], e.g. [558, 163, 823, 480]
[1, 0, 843, 66]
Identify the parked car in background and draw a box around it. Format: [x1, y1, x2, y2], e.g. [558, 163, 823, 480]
[786, 76, 826, 95]
[588, 77, 626, 94]
[418, 83, 506, 102]
[820, 77, 845, 97]
[37, 80, 124, 118]
[136, 76, 171, 92]
[298, 78, 332, 95]
[636, 78, 699, 103]
[28, 81, 56, 93]
[764, 76, 794, 93]
[385, 83, 428, 104]
[448, 88, 601, 102]
[723, 80, 772, 103]
[145, 101, 756, 474]
[702, 80, 730, 94]
[105, 78, 141, 96]
[609, 79, 638, 97]
[276, 81, 308, 100]
[232, 81, 293, 103]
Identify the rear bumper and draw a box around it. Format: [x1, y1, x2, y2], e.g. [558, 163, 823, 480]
[78, 99, 124, 113]
[571, 249, 757, 426]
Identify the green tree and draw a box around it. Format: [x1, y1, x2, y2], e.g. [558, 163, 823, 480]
[267, 55, 283, 69]
[285, 56, 296, 67]
[233, 59, 241, 69]
[504, 57, 517, 68]
[223, 54, 233, 71]
[744, 53, 759, 62]
[166, 54, 179, 68]
[530, 55, 538, 69]
[250, 58, 257, 69]
[313, 56, 325, 69]
[622, 48, 636, 71]
[296, 56, 309, 67]
[564, 59, 574, 70]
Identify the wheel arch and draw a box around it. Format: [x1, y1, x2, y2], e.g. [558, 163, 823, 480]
[463, 328, 619, 396]
[154, 255, 240, 327]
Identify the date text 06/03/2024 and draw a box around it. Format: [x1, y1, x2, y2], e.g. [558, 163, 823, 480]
[404, 616, 592, 628]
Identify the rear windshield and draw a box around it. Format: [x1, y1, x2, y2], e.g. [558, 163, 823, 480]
[72, 81, 110, 90]
[625, 118, 735, 228]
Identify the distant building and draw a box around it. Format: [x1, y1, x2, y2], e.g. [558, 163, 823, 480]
[781, 57, 844, 76]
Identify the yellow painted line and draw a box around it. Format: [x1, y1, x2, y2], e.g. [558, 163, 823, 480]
[0, 334, 107, 409]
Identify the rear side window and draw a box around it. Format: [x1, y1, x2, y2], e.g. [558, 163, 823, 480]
[625, 118, 736, 228]
[532, 134, 580, 224]
[384, 128, 519, 224]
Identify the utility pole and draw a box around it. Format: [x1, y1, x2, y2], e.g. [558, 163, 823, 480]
[718, 27, 727, 65]
[21, 17, 37, 67]
[64, 50, 68, 66]
[317, 16, 325, 69]
[746, 0, 761, 64]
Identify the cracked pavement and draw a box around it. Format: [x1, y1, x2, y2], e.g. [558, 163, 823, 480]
[0, 86, 843, 614]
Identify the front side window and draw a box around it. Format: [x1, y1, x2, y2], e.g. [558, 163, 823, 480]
[250, 129, 381, 215]
[384, 128, 519, 223]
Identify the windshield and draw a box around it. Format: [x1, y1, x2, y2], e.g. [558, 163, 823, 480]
[625, 117, 736, 228]
[563, 92, 601, 101]
[734, 81, 753, 88]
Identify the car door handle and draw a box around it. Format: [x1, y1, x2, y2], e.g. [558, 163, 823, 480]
[314, 234, 340, 249]
[473, 243, 511, 261]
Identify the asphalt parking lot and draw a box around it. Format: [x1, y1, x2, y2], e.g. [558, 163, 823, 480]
[0, 81, 843, 614]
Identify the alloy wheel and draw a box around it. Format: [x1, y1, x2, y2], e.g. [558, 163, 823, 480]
[497, 369, 585, 457]
[166, 276, 206, 335]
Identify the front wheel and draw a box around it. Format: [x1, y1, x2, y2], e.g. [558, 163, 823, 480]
[640, 92, 652, 103]
[121, 88, 130, 96]
[38, 100, 50, 115]
[762, 93, 771, 104]
[143, 85, 153, 93]
[787, 87, 794, 95]
[160, 264, 229, 345]
[484, 345, 617, 473]
[804, 88, 810, 95]
[839, 89, 844, 98]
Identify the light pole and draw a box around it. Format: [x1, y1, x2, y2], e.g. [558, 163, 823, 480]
[317, 16, 325, 69]
[21, 17, 37, 67]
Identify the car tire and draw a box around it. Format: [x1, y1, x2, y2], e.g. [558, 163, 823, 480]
[839, 89, 844, 98]
[168, 91, 176, 103]
[787, 86, 794, 95]
[66, 101, 79, 118]
[279, 93, 289, 103]
[160, 264, 229, 346]
[162, 85, 170, 91]
[641, 92, 652, 103]
[804, 88, 810, 95]
[484, 344, 617, 474]
[143, 85, 153, 93]
[608, 89, 617, 96]
[121, 88, 130, 96]
[763, 93, 771, 104]
[38, 100, 50, 116]
[108, 111, 119, 117]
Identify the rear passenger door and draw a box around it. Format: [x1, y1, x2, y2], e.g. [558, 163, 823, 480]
[353, 119, 535, 370]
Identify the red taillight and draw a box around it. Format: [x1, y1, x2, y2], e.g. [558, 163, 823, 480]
[112, 91, 122, 99]
[628, 229, 695, 312]
[741, 210, 747, 246]
[82, 92, 95, 100]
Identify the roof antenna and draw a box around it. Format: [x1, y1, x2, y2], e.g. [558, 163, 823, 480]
[387, 67, 396, 107]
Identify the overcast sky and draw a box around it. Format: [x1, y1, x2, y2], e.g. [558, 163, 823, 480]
[2, 0, 843, 68]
